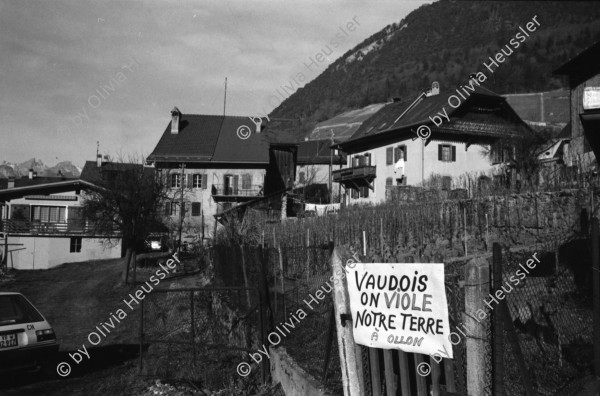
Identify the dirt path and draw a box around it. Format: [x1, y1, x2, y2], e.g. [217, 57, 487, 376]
[1, 258, 140, 349]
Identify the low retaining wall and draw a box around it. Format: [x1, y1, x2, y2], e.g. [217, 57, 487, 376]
[270, 346, 336, 396]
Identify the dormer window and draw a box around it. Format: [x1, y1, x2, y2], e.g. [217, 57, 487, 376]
[171, 107, 181, 134]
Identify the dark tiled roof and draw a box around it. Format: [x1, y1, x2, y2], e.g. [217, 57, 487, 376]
[0, 176, 77, 190]
[211, 116, 270, 163]
[342, 85, 528, 149]
[80, 161, 148, 184]
[554, 40, 600, 82]
[148, 114, 289, 164]
[148, 115, 224, 162]
[297, 140, 346, 165]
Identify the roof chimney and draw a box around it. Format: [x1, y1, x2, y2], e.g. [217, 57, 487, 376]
[97, 154, 102, 167]
[28, 168, 33, 179]
[7, 177, 14, 189]
[429, 81, 440, 96]
[171, 107, 181, 134]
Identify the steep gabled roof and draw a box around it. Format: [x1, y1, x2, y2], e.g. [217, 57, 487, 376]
[148, 114, 274, 164]
[340, 85, 529, 150]
[554, 40, 600, 84]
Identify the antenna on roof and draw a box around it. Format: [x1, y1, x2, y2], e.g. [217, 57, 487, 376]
[223, 77, 227, 116]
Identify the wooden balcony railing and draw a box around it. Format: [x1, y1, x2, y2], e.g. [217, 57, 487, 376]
[211, 184, 263, 197]
[0, 219, 119, 236]
[332, 165, 377, 182]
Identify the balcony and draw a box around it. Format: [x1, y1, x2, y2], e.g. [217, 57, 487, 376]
[332, 165, 376, 189]
[211, 184, 263, 202]
[0, 219, 119, 237]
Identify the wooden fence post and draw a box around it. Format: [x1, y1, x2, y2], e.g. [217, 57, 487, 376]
[331, 247, 362, 395]
[592, 217, 600, 378]
[492, 243, 505, 396]
[465, 257, 489, 396]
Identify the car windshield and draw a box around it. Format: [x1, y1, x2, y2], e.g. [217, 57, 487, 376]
[0, 295, 44, 326]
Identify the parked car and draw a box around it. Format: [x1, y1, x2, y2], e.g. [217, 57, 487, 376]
[0, 292, 59, 372]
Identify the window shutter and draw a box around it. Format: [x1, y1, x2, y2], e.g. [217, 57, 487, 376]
[386, 147, 393, 165]
[202, 174, 208, 189]
[192, 202, 201, 216]
[187, 174, 193, 188]
[362, 186, 369, 198]
[452, 145, 456, 162]
[242, 174, 251, 189]
[394, 146, 401, 162]
[403, 176, 408, 186]
[403, 145, 407, 162]
[438, 145, 443, 161]
[233, 175, 239, 194]
[351, 188, 358, 199]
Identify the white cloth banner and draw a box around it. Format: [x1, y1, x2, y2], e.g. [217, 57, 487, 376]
[346, 263, 453, 357]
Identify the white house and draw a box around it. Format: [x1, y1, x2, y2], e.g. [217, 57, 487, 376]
[333, 83, 531, 205]
[0, 166, 122, 270]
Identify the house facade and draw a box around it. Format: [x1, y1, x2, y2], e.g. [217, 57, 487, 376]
[147, 108, 295, 244]
[554, 40, 600, 169]
[334, 84, 531, 205]
[0, 171, 121, 270]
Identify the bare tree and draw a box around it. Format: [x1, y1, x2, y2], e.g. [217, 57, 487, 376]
[81, 154, 170, 284]
[482, 127, 554, 187]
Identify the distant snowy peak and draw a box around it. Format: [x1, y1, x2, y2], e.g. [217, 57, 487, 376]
[0, 159, 81, 178]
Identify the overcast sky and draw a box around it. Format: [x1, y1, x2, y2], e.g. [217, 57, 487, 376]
[0, 0, 430, 168]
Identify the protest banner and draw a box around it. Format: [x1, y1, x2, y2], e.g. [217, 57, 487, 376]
[346, 263, 453, 358]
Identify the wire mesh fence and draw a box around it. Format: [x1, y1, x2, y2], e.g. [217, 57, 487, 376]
[140, 287, 265, 389]
[269, 244, 343, 394]
[500, 247, 594, 395]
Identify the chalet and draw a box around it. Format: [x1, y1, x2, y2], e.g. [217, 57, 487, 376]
[333, 83, 531, 205]
[554, 40, 600, 169]
[0, 160, 121, 270]
[147, 108, 296, 244]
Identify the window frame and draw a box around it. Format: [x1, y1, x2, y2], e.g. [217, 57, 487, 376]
[192, 174, 202, 189]
[191, 202, 201, 217]
[171, 174, 181, 188]
[438, 144, 456, 162]
[70, 237, 82, 253]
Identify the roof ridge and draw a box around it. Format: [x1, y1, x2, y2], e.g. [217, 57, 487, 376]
[181, 113, 262, 119]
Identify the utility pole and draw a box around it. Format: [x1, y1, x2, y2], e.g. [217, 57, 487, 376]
[329, 130, 334, 204]
[178, 163, 185, 255]
[223, 77, 227, 116]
